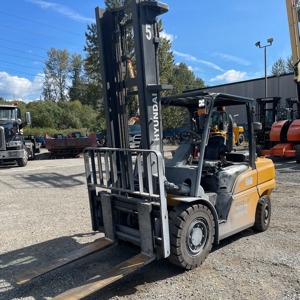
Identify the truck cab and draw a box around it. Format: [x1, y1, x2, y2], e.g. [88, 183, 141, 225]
[0, 104, 31, 167]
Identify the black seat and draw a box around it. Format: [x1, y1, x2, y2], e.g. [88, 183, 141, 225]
[204, 135, 226, 160]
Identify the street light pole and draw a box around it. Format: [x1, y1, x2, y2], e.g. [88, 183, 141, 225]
[255, 38, 274, 98]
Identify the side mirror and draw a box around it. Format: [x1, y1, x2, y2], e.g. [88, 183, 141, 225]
[253, 122, 262, 132]
[25, 112, 31, 125]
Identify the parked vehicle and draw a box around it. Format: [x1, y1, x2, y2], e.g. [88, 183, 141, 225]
[35, 136, 46, 148]
[128, 124, 141, 148]
[45, 133, 97, 158]
[0, 104, 33, 167]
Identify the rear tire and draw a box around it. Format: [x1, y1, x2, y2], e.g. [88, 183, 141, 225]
[168, 204, 215, 270]
[253, 195, 271, 232]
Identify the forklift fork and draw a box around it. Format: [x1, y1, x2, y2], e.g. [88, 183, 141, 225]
[14, 238, 115, 285]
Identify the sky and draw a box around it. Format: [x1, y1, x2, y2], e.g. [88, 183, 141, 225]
[0, 0, 291, 102]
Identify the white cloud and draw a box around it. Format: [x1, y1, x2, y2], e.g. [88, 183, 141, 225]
[210, 70, 248, 83]
[160, 30, 177, 42]
[173, 50, 224, 71]
[0, 72, 43, 101]
[27, 0, 94, 23]
[215, 52, 251, 66]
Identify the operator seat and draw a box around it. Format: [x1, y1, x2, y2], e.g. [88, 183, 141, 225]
[204, 135, 226, 160]
[165, 142, 193, 167]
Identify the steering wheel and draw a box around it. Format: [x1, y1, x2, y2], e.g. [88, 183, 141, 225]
[179, 130, 201, 143]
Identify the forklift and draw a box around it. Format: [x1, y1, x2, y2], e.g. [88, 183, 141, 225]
[14, 1, 276, 298]
[255, 97, 281, 155]
[256, 1, 300, 161]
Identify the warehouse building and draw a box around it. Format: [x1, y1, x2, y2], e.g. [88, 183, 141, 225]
[199, 72, 298, 123]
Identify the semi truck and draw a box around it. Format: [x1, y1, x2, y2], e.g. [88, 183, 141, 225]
[0, 104, 33, 167]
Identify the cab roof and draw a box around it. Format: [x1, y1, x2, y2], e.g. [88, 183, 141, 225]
[161, 91, 253, 109]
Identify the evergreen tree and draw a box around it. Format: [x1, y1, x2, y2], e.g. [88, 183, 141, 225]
[69, 53, 85, 102]
[83, 23, 103, 110]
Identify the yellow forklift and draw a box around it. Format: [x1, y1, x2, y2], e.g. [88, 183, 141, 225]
[14, 1, 276, 298]
[210, 106, 245, 146]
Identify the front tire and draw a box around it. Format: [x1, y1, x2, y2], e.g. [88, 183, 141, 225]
[168, 204, 215, 270]
[253, 195, 271, 232]
[17, 149, 29, 167]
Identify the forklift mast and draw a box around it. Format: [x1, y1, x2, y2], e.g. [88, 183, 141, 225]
[285, 0, 300, 117]
[96, 0, 171, 153]
[286, 97, 299, 119]
[256, 97, 281, 130]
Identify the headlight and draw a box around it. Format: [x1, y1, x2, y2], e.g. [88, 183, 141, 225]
[7, 140, 22, 147]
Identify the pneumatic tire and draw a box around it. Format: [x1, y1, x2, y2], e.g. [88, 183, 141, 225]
[168, 204, 215, 270]
[17, 150, 29, 167]
[253, 195, 271, 232]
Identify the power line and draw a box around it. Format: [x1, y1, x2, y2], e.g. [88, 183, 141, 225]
[0, 59, 42, 71]
[0, 38, 49, 51]
[0, 11, 82, 37]
[0, 52, 44, 64]
[0, 45, 47, 59]
[0, 23, 84, 47]
[0, 67, 44, 78]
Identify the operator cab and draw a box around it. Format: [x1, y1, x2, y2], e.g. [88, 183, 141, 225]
[162, 91, 255, 201]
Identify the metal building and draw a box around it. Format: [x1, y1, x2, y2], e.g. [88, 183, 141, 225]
[198, 73, 297, 123]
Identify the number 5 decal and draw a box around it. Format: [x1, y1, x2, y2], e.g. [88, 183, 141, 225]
[145, 24, 152, 40]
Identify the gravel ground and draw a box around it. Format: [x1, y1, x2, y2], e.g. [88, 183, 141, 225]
[0, 151, 299, 300]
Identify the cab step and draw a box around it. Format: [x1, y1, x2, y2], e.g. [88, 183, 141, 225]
[53, 252, 155, 300]
[14, 238, 115, 285]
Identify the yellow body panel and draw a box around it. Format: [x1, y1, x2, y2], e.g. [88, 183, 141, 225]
[232, 167, 257, 194]
[219, 187, 259, 239]
[220, 156, 275, 239]
[255, 157, 276, 187]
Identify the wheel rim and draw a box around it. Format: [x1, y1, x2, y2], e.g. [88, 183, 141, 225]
[186, 218, 209, 256]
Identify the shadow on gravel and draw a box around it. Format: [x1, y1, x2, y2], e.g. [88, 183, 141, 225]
[19, 171, 85, 188]
[212, 227, 258, 253]
[0, 227, 263, 300]
[85, 229, 259, 300]
[0, 234, 183, 300]
[270, 157, 300, 172]
[0, 232, 107, 300]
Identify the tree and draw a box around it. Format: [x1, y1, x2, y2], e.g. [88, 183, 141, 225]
[83, 0, 206, 130]
[43, 48, 70, 102]
[27, 100, 62, 129]
[158, 20, 174, 89]
[169, 63, 205, 94]
[83, 23, 103, 110]
[271, 55, 295, 76]
[69, 53, 85, 102]
[271, 58, 287, 76]
[162, 63, 205, 130]
[286, 55, 294, 73]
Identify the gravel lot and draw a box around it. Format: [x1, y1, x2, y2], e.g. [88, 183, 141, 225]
[0, 150, 299, 300]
